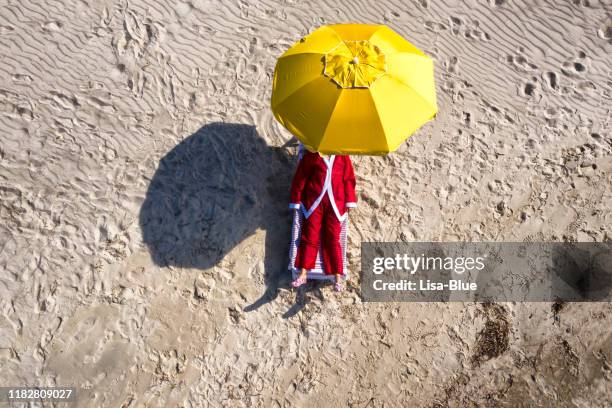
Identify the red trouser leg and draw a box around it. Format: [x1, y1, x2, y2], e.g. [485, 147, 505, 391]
[294, 203, 324, 270]
[321, 198, 343, 276]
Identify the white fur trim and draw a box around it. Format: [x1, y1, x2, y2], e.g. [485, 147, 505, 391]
[289, 203, 300, 209]
[300, 155, 348, 222]
[345, 202, 357, 208]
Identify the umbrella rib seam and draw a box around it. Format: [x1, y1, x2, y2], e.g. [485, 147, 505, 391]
[368, 91, 391, 153]
[367, 26, 427, 57]
[389, 75, 437, 112]
[272, 76, 323, 109]
[318, 89, 345, 152]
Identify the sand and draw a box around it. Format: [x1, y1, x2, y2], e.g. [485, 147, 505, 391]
[1, 0, 611, 406]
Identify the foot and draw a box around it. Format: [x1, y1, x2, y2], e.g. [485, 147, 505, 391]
[291, 270, 308, 288]
[333, 274, 344, 292]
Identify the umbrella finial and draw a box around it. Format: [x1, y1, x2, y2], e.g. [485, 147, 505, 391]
[351, 56, 359, 64]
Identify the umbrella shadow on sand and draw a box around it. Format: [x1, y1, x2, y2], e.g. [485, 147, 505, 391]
[140, 122, 302, 312]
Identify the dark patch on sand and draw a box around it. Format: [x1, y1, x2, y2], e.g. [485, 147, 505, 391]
[472, 303, 511, 365]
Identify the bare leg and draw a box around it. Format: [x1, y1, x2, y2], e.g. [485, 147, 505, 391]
[299, 268, 308, 280]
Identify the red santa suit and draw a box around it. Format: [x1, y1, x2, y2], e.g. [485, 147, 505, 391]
[289, 151, 357, 275]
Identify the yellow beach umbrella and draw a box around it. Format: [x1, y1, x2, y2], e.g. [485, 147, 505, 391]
[271, 24, 437, 155]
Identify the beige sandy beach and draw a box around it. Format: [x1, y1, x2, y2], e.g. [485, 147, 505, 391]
[1, 0, 611, 406]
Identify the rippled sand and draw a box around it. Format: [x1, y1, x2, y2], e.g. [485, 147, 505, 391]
[1, 0, 611, 406]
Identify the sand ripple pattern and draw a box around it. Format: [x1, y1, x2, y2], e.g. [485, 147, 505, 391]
[0, 0, 611, 406]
